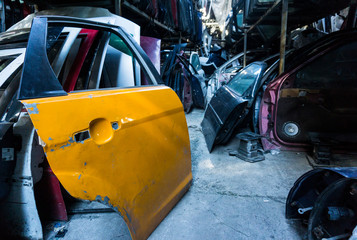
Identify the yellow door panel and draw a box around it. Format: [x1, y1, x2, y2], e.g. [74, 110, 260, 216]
[21, 85, 192, 240]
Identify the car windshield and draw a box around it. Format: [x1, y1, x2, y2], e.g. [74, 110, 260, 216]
[191, 54, 201, 71]
[226, 63, 263, 95]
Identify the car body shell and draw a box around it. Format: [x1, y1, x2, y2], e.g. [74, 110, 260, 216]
[259, 30, 357, 151]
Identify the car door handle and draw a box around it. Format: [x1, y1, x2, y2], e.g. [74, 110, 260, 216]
[73, 119, 119, 145]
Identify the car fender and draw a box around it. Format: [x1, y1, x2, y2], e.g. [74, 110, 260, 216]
[286, 167, 357, 219]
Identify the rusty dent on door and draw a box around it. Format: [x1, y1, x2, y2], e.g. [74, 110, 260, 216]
[21, 86, 192, 239]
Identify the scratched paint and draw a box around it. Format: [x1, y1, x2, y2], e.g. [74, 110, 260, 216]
[24, 103, 39, 114]
[21, 86, 192, 240]
[95, 195, 111, 206]
[60, 143, 71, 150]
[95, 195, 120, 214]
[121, 117, 134, 124]
[112, 122, 119, 130]
[123, 208, 132, 222]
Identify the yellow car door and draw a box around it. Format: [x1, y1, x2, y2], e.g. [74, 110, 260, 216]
[18, 17, 192, 240]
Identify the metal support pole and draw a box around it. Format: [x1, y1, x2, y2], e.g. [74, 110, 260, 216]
[115, 0, 122, 16]
[243, 28, 248, 67]
[279, 0, 288, 74]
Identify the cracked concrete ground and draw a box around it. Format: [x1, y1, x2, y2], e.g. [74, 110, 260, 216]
[51, 109, 356, 240]
[149, 109, 310, 240]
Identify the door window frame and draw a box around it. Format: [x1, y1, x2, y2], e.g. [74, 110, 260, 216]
[18, 16, 163, 100]
[0, 48, 25, 88]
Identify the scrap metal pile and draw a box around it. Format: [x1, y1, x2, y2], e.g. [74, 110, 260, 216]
[0, 0, 357, 240]
[183, 1, 357, 238]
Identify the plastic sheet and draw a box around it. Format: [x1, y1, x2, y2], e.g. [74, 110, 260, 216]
[211, 0, 232, 30]
[140, 36, 161, 85]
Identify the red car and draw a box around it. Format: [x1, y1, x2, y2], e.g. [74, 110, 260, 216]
[260, 30, 357, 152]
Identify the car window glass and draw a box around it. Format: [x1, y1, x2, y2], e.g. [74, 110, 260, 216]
[191, 54, 201, 71]
[45, 25, 153, 92]
[226, 63, 263, 95]
[0, 52, 24, 89]
[0, 57, 16, 72]
[50, 27, 105, 91]
[45, 26, 81, 86]
[99, 33, 137, 88]
[232, 59, 240, 68]
[60, 37, 82, 85]
[236, 12, 243, 27]
[225, 62, 233, 70]
[109, 33, 133, 56]
[293, 41, 357, 89]
[0, 69, 22, 122]
[74, 30, 107, 90]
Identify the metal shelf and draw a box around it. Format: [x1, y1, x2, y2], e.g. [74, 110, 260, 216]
[122, 1, 175, 34]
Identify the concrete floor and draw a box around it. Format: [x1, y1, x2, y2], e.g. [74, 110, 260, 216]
[45, 109, 357, 240]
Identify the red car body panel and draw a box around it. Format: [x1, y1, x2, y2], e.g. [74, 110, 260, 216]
[63, 29, 99, 92]
[259, 36, 357, 151]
